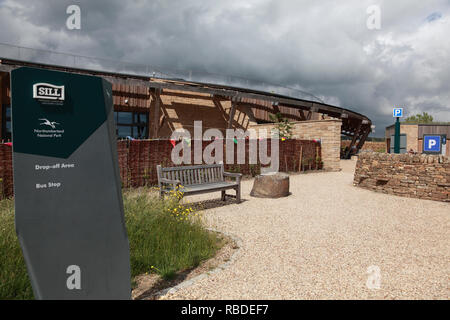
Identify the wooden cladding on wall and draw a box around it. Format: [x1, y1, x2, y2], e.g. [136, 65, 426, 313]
[112, 83, 150, 109]
[241, 97, 320, 123]
[0, 72, 10, 104]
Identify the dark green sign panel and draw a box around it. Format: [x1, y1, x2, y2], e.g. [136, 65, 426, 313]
[11, 67, 131, 299]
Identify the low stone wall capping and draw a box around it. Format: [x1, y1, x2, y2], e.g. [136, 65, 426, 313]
[353, 152, 450, 202]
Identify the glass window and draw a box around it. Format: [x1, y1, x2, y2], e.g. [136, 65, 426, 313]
[117, 112, 133, 125]
[117, 126, 131, 138]
[2, 104, 11, 141]
[114, 111, 149, 139]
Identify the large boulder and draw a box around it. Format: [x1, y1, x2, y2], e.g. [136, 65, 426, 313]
[250, 172, 290, 198]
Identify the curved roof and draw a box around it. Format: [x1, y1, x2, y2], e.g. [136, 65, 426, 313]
[0, 56, 372, 157]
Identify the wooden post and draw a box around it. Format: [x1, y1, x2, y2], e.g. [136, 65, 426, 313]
[356, 127, 370, 151]
[150, 88, 161, 138]
[316, 145, 320, 169]
[298, 110, 306, 121]
[345, 122, 362, 159]
[146, 87, 151, 139]
[228, 98, 237, 129]
[212, 96, 229, 123]
[299, 146, 303, 172]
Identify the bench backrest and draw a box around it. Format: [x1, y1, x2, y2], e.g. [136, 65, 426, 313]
[157, 164, 224, 186]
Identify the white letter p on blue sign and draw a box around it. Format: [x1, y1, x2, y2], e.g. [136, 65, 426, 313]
[393, 108, 403, 117]
[423, 135, 441, 153]
[428, 139, 436, 149]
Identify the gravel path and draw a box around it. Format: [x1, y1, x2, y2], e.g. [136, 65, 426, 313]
[164, 160, 449, 300]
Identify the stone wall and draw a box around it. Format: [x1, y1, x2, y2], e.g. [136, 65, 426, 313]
[341, 140, 386, 153]
[402, 124, 419, 152]
[249, 119, 342, 171]
[354, 152, 450, 202]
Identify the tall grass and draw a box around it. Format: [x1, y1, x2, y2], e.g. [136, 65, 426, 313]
[124, 188, 220, 280]
[0, 198, 34, 299]
[0, 189, 220, 299]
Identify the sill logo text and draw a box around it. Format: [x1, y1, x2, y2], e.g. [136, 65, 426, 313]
[33, 83, 65, 101]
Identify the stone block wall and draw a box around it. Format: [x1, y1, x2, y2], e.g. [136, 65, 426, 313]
[249, 119, 342, 171]
[342, 140, 386, 153]
[354, 152, 450, 202]
[401, 124, 419, 152]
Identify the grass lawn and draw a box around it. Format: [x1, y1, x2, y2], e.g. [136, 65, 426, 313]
[0, 188, 221, 299]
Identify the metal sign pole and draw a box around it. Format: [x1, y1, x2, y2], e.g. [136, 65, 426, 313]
[394, 117, 400, 154]
[392, 107, 403, 154]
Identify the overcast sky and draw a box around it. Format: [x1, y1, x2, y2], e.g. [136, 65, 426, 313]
[1, 0, 449, 136]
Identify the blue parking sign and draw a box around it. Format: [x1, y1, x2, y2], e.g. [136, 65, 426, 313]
[423, 135, 441, 153]
[393, 108, 403, 117]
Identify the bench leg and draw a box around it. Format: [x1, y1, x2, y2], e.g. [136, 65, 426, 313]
[221, 190, 226, 201]
[236, 186, 241, 203]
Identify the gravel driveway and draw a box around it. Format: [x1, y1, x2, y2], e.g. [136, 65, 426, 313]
[164, 160, 449, 299]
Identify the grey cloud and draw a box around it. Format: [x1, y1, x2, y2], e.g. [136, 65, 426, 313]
[426, 12, 442, 21]
[1, 0, 449, 136]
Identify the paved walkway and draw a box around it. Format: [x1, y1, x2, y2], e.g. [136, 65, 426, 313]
[165, 160, 449, 299]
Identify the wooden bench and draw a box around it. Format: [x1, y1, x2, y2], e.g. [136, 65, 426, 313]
[156, 163, 242, 203]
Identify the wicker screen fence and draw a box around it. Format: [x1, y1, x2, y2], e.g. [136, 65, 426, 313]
[0, 139, 321, 197]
